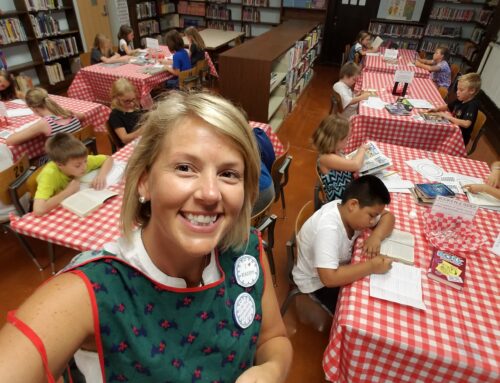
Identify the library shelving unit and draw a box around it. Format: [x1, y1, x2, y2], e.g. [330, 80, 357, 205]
[219, 19, 322, 132]
[0, 0, 84, 93]
[282, 0, 326, 11]
[368, 19, 425, 50]
[421, 0, 496, 71]
[127, 0, 179, 48]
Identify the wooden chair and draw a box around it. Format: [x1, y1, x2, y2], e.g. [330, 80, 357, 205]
[178, 67, 201, 91]
[196, 58, 210, 87]
[450, 64, 460, 86]
[281, 200, 315, 316]
[330, 89, 344, 115]
[438, 87, 448, 100]
[314, 166, 326, 211]
[342, 44, 351, 65]
[271, 145, 292, 219]
[467, 110, 487, 156]
[105, 122, 124, 153]
[418, 50, 426, 59]
[0, 154, 45, 271]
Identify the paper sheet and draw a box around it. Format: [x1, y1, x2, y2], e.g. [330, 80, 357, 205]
[6, 108, 34, 118]
[362, 97, 387, 110]
[370, 262, 426, 310]
[405, 158, 445, 181]
[407, 99, 434, 109]
[10, 99, 26, 105]
[439, 172, 482, 195]
[491, 234, 500, 256]
[376, 170, 413, 193]
[79, 161, 126, 190]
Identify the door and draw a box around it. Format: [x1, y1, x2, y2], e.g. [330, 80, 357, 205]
[321, 0, 379, 65]
[75, 0, 113, 52]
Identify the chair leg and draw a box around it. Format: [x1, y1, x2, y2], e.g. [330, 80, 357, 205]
[48, 242, 56, 275]
[280, 189, 286, 219]
[281, 287, 302, 316]
[7, 227, 44, 271]
[264, 242, 277, 287]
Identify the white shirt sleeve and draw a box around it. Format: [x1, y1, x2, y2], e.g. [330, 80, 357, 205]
[333, 81, 354, 109]
[119, 39, 127, 51]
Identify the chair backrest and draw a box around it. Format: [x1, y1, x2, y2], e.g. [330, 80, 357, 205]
[314, 166, 326, 210]
[270, 145, 291, 203]
[295, 200, 315, 237]
[331, 89, 344, 114]
[467, 110, 487, 155]
[450, 64, 460, 85]
[105, 121, 124, 153]
[72, 125, 97, 154]
[342, 44, 351, 65]
[0, 154, 29, 205]
[179, 67, 200, 91]
[251, 197, 274, 227]
[438, 86, 448, 100]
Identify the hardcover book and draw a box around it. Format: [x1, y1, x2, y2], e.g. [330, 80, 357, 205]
[385, 102, 411, 116]
[415, 183, 455, 199]
[427, 250, 466, 290]
[419, 112, 450, 124]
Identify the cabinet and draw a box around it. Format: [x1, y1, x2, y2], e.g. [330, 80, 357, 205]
[0, 0, 84, 93]
[127, 0, 179, 48]
[368, 19, 425, 50]
[219, 19, 322, 131]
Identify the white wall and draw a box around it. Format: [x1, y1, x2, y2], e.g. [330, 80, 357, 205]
[478, 42, 500, 109]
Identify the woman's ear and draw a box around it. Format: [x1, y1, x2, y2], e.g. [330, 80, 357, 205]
[137, 170, 151, 201]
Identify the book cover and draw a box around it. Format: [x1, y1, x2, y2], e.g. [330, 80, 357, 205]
[61, 189, 118, 217]
[419, 112, 450, 124]
[385, 103, 411, 116]
[427, 250, 466, 290]
[415, 183, 455, 199]
[380, 229, 415, 265]
[347, 141, 392, 176]
[409, 187, 433, 206]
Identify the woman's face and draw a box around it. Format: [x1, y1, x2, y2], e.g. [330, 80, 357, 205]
[0, 76, 10, 91]
[139, 117, 245, 259]
[118, 91, 137, 109]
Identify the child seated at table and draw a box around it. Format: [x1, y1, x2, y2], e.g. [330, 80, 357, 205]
[162, 30, 191, 89]
[428, 72, 480, 145]
[108, 78, 144, 146]
[117, 25, 138, 56]
[463, 161, 500, 199]
[313, 114, 367, 202]
[252, 126, 276, 215]
[292, 175, 395, 314]
[348, 31, 378, 63]
[333, 62, 370, 120]
[91, 33, 130, 65]
[415, 46, 451, 89]
[184, 26, 206, 66]
[33, 133, 113, 215]
[0, 69, 24, 101]
[6, 88, 82, 146]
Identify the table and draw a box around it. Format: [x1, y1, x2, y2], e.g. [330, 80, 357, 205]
[184, 29, 245, 51]
[67, 46, 174, 108]
[0, 96, 111, 162]
[348, 73, 466, 157]
[364, 48, 429, 79]
[323, 141, 500, 382]
[9, 121, 284, 251]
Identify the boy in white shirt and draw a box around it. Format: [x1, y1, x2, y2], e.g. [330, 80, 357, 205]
[292, 175, 395, 314]
[333, 62, 371, 120]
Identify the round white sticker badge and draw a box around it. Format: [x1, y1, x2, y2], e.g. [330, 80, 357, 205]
[234, 292, 255, 329]
[234, 254, 260, 288]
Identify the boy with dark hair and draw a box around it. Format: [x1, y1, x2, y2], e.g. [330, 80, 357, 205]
[33, 133, 113, 215]
[292, 175, 395, 313]
[333, 62, 371, 120]
[429, 72, 482, 145]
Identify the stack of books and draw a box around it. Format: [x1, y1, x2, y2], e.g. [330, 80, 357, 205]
[410, 183, 455, 206]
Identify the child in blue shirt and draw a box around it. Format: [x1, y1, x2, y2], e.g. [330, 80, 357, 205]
[415, 46, 451, 89]
[163, 30, 191, 89]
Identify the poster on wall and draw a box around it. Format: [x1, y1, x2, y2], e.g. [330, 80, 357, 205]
[377, 0, 425, 22]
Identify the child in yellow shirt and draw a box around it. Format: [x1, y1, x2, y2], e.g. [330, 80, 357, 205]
[34, 133, 113, 215]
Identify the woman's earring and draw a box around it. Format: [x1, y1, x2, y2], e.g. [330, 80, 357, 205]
[139, 195, 146, 204]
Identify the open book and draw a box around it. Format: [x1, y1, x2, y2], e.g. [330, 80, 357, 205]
[347, 141, 392, 175]
[61, 189, 118, 217]
[371, 36, 384, 50]
[380, 229, 414, 265]
[462, 184, 500, 211]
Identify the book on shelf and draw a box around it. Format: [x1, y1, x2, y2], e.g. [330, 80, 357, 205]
[380, 229, 414, 265]
[415, 183, 455, 199]
[427, 250, 466, 290]
[24, 0, 64, 11]
[346, 141, 392, 176]
[419, 112, 450, 124]
[0, 18, 28, 44]
[61, 188, 118, 217]
[45, 63, 65, 84]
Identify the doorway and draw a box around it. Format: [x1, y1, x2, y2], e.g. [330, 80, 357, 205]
[75, 0, 113, 52]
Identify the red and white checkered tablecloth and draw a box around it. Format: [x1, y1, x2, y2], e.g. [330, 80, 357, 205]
[67, 46, 174, 109]
[9, 122, 284, 252]
[323, 141, 500, 383]
[348, 73, 466, 157]
[364, 48, 430, 79]
[0, 96, 111, 162]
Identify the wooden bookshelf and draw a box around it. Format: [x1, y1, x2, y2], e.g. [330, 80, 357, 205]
[219, 19, 321, 131]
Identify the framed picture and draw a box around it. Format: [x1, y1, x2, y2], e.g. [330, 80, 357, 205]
[377, 0, 425, 22]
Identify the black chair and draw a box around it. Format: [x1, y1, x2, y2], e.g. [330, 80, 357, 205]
[271, 146, 292, 219]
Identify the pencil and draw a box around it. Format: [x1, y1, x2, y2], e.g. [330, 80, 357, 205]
[383, 171, 399, 178]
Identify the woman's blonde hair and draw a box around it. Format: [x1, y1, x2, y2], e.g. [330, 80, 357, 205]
[25, 87, 73, 118]
[110, 78, 139, 111]
[184, 26, 206, 50]
[312, 114, 350, 154]
[121, 91, 260, 250]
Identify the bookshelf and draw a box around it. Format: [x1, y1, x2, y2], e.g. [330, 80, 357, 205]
[0, 0, 84, 93]
[282, 0, 326, 11]
[369, 19, 425, 51]
[219, 20, 322, 131]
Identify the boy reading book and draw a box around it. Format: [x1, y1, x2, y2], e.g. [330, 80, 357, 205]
[33, 133, 113, 215]
[333, 62, 371, 120]
[292, 175, 395, 314]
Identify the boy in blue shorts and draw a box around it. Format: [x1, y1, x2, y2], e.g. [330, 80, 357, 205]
[33, 133, 113, 215]
[292, 175, 395, 314]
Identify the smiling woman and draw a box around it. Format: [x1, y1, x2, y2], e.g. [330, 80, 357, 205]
[0, 91, 293, 383]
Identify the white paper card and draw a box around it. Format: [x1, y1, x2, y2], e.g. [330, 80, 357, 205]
[491, 234, 500, 256]
[431, 195, 478, 220]
[407, 99, 434, 109]
[376, 170, 413, 192]
[145, 37, 159, 49]
[10, 99, 26, 105]
[362, 97, 387, 110]
[80, 161, 127, 190]
[405, 158, 445, 181]
[394, 70, 414, 84]
[384, 49, 398, 61]
[370, 262, 426, 310]
[365, 52, 380, 56]
[6, 108, 34, 118]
